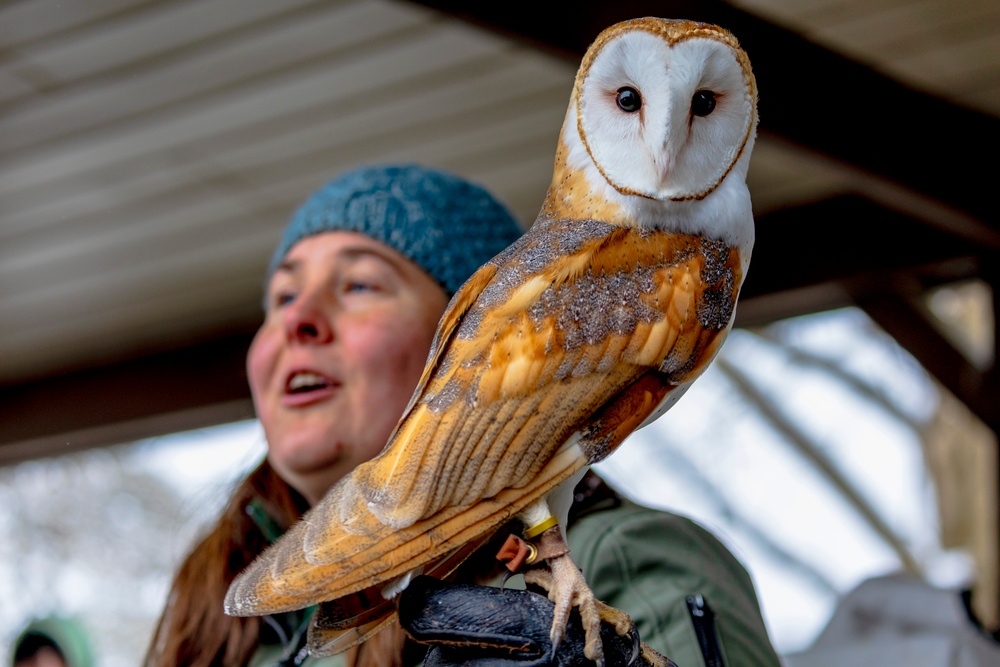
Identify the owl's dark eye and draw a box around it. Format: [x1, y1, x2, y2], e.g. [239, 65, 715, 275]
[691, 90, 717, 117]
[616, 87, 642, 113]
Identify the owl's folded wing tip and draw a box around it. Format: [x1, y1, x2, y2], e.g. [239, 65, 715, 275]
[224, 565, 282, 616]
[223, 572, 255, 616]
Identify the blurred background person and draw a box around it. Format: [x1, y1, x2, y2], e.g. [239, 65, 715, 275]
[10, 615, 93, 667]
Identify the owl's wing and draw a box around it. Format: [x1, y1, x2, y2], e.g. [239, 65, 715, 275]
[225, 219, 743, 616]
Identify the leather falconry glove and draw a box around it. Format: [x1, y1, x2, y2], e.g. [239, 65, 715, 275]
[397, 576, 676, 667]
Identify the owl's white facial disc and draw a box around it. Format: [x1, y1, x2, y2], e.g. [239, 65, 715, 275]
[577, 30, 755, 201]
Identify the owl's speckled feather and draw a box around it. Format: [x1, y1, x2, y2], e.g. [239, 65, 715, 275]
[226, 15, 758, 663]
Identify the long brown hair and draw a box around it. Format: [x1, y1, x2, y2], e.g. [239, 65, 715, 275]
[144, 458, 413, 667]
[144, 458, 306, 667]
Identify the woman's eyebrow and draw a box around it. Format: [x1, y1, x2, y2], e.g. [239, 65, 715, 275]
[274, 258, 301, 274]
[337, 245, 406, 273]
[338, 245, 394, 261]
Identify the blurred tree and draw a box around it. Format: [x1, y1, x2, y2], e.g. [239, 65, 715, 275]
[0, 443, 229, 667]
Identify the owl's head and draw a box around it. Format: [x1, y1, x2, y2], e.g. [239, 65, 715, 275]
[567, 18, 758, 204]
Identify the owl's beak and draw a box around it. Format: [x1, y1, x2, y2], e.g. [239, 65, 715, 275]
[653, 134, 678, 186]
[653, 156, 673, 193]
[658, 165, 672, 189]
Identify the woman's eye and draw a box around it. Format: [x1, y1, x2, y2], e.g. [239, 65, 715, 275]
[345, 281, 374, 293]
[343, 266, 390, 295]
[273, 292, 296, 307]
[343, 276, 387, 295]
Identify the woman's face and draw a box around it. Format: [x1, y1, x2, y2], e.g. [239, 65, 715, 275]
[248, 232, 450, 505]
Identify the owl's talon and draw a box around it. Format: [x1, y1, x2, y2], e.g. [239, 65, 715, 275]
[523, 529, 608, 666]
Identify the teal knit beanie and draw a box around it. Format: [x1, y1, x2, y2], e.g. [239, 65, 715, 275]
[267, 164, 525, 298]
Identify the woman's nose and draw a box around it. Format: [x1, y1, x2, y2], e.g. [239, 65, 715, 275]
[281, 291, 334, 344]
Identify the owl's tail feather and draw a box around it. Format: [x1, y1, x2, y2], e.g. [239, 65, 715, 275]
[308, 601, 395, 657]
[306, 535, 498, 656]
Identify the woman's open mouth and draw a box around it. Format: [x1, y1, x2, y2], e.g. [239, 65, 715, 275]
[282, 370, 338, 406]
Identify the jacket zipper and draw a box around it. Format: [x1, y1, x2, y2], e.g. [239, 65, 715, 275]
[686, 594, 725, 667]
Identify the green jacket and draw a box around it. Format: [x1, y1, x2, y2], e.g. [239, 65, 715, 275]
[250, 493, 779, 666]
[568, 496, 781, 667]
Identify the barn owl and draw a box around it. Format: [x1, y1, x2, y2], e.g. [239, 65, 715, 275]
[226, 16, 758, 666]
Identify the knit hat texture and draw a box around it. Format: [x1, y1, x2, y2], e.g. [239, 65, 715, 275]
[268, 164, 524, 297]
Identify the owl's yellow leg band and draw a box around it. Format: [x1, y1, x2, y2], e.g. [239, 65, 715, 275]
[523, 515, 559, 540]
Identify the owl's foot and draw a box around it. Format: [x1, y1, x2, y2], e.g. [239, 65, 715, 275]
[521, 528, 635, 667]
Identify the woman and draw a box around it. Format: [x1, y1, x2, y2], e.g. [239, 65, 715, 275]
[145, 164, 779, 667]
